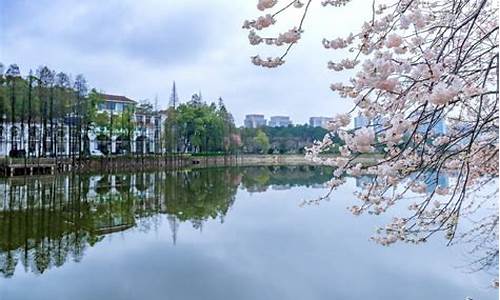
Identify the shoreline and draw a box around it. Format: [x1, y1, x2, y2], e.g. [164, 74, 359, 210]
[0, 154, 381, 177]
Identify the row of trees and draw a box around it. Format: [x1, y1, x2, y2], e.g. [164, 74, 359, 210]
[162, 82, 337, 155]
[163, 96, 333, 155]
[1, 63, 337, 158]
[240, 125, 334, 154]
[0, 63, 102, 160]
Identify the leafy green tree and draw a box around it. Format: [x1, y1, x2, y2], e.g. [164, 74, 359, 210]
[5, 64, 21, 153]
[111, 106, 135, 153]
[165, 95, 237, 154]
[254, 130, 270, 154]
[240, 125, 339, 154]
[163, 107, 178, 153]
[82, 89, 103, 154]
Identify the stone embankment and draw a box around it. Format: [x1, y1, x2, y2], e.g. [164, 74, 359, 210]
[1, 154, 381, 176]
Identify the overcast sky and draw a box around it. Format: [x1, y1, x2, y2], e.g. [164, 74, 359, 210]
[1, 0, 370, 125]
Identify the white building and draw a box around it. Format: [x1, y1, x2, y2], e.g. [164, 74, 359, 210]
[91, 94, 165, 155]
[354, 113, 369, 129]
[0, 93, 167, 158]
[0, 121, 78, 158]
[417, 118, 447, 136]
[309, 117, 333, 129]
[244, 114, 267, 128]
[269, 116, 292, 127]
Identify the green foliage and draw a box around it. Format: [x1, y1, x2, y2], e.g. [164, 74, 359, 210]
[85, 89, 103, 127]
[1, 64, 342, 157]
[254, 130, 270, 154]
[94, 112, 111, 133]
[240, 125, 338, 154]
[0, 71, 81, 123]
[163, 97, 238, 153]
[117, 106, 135, 137]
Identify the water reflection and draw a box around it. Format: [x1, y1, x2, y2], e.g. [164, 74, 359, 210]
[0, 166, 332, 277]
[356, 171, 451, 193]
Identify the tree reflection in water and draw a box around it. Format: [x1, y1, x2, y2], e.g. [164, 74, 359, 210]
[0, 166, 333, 277]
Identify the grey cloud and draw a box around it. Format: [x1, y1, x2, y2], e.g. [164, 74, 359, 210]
[0, 0, 358, 125]
[2, 0, 217, 66]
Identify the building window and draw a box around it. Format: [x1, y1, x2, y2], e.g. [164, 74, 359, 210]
[115, 103, 124, 112]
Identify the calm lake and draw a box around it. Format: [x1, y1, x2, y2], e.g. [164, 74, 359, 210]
[0, 166, 497, 300]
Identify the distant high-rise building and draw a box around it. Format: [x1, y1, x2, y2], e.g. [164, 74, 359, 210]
[354, 113, 369, 129]
[417, 118, 447, 135]
[372, 115, 386, 132]
[356, 175, 374, 188]
[354, 113, 388, 133]
[433, 119, 446, 135]
[309, 117, 333, 129]
[244, 114, 267, 128]
[269, 116, 292, 127]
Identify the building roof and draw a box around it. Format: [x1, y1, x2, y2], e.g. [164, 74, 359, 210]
[99, 93, 137, 104]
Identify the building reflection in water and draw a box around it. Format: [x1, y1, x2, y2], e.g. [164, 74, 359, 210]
[355, 171, 450, 193]
[0, 165, 333, 277]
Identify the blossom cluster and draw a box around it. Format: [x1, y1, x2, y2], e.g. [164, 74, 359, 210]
[243, 0, 309, 68]
[251, 55, 284, 68]
[321, 0, 351, 7]
[245, 0, 499, 282]
[243, 14, 275, 30]
[257, 0, 277, 11]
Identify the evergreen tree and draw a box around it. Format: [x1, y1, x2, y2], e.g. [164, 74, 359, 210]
[6, 64, 21, 153]
[169, 81, 179, 108]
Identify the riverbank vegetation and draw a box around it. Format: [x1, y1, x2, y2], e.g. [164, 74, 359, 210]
[1, 63, 338, 160]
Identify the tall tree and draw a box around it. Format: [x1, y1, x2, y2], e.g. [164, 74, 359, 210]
[55, 72, 72, 156]
[85, 89, 103, 155]
[74, 74, 88, 161]
[6, 64, 21, 154]
[37, 66, 55, 157]
[26, 70, 34, 157]
[217, 97, 238, 153]
[0, 63, 5, 145]
[169, 81, 179, 108]
[117, 106, 135, 153]
[253, 130, 270, 154]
